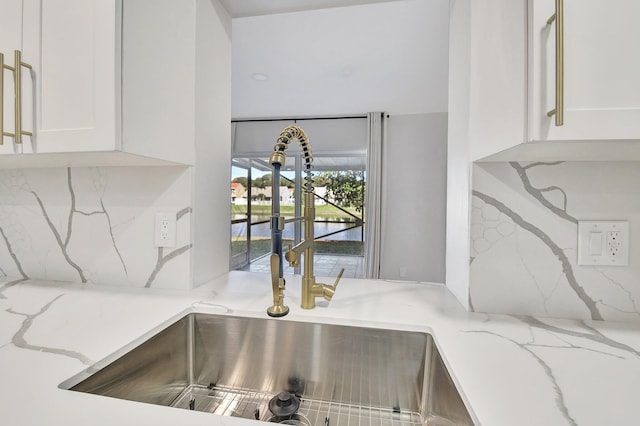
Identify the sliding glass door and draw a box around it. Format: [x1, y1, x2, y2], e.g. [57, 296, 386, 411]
[230, 117, 368, 277]
[231, 154, 365, 276]
[230, 156, 296, 271]
[310, 155, 365, 257]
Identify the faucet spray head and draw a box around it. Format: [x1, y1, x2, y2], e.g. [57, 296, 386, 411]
[270, 150, 286, 167]
[270, 126, 314, 172]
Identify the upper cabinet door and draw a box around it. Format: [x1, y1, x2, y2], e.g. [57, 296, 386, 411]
[0, 0, 212, 168]
[21, 0, 119, 154]
[0, 0, 24, 153]
[530, 0, 640, 141]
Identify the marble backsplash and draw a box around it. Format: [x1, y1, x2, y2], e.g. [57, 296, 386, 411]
[471, 161, 640, 322]
[0, 166, 193, 289]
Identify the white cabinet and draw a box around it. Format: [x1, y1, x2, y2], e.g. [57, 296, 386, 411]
[21, 0, 119, 155]
[529, 0, 640, 141]
[467, 0, 640, 162]
[467, 1, 528, 161]
[0, 0, 197, 167]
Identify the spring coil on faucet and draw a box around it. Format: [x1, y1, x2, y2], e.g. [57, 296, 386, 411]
[272, 125, 314, 192]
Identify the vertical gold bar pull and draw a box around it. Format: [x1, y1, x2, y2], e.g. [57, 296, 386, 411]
[0, 52, 4, 145]
[546, 0, 564, 126]
[13, 50, 33, 144]
[1, 52, 17, 144]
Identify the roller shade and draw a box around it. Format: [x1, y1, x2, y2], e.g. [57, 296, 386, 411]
[232, 117, 368, 155]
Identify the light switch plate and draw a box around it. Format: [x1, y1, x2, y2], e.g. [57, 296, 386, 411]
[578, 221, 629, 266]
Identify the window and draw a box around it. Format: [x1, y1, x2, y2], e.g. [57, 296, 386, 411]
[230, 118, 367, 278]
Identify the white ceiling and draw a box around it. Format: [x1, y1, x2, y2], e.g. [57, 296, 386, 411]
[219, 0, 405, 18]
[230, 0, 450, 119]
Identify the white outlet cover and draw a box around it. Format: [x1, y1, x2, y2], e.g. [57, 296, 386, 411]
[578, 221, 629, 266]
[154, 212, 177, 248]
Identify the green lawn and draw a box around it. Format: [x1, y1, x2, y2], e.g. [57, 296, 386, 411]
[232, 238, 363, 259]
[232, 204, 362, 220]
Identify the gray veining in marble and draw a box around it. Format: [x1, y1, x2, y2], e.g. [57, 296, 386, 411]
[31, 169, 87, 282]
[6, 294, 94, 365]
[509, 162, 577, 224]
[592, 270, 640, 318]
[0, 225, 28, 280]
[82, 169, 128, 276]
[30, 168, 133, 283]
[192, 301, 233, 313]
[99, 199, 127, 276]
[0, 278, 29, 299]
[471, 161, 640, 323]
[516, 316, 640, 357]
[472, 190, 603, 320]
[0, 167, 194, 289]
[470, 198, 516, 257]
[464, 328, 578, 426]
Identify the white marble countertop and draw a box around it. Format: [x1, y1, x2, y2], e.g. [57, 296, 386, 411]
[1, 271, 639, 425]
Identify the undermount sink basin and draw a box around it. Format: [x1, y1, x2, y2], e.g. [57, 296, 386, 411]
[61, 313, 474, 425]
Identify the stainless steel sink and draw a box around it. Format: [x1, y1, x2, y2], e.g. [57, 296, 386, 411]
[61, 313, 474, 425]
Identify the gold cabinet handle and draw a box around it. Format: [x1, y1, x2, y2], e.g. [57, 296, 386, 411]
[13, 50, 33, 144]
[1, 52, 5, 144]
[0, 50, 33, 146]
[546, 0, 564, 126]
[1, 52, 15, 145]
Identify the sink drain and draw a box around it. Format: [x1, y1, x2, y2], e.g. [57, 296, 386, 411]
[267, 392, 311, 425]
[268, 392, 300, 417]
[267, 413, 311, 426]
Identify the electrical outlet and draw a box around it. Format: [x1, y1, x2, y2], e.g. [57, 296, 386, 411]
[154, 212, 177, 248]
[578, 221, 629, 266]
[399, 266, 408, 279]
[607, 231, 621, 258]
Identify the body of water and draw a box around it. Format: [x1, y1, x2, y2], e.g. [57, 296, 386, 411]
[232, 219, 363, 242]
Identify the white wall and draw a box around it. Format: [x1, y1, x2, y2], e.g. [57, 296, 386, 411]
[445, 0, 524, 308]
[445, 0, 472, 308]
[192, 0, 232, 285]
[231, 0, 449, 118]
[381, 113, 447, 283]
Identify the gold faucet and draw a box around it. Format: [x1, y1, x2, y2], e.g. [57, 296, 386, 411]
[267, 125, 344, 317]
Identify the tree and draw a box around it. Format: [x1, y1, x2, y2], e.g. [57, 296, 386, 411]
[253, 174, 271, 189]
[320, 171, 365, 212]
[250, 173, 294, 189]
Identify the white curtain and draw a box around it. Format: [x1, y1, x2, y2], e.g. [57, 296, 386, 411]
[364, 112, 386, 279]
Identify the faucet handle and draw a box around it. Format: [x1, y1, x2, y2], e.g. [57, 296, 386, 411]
[321, 268, 344, 301]
[285, 244, 299, 267]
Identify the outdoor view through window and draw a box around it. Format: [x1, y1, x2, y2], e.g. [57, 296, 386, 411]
[231, 156, 365, 279]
